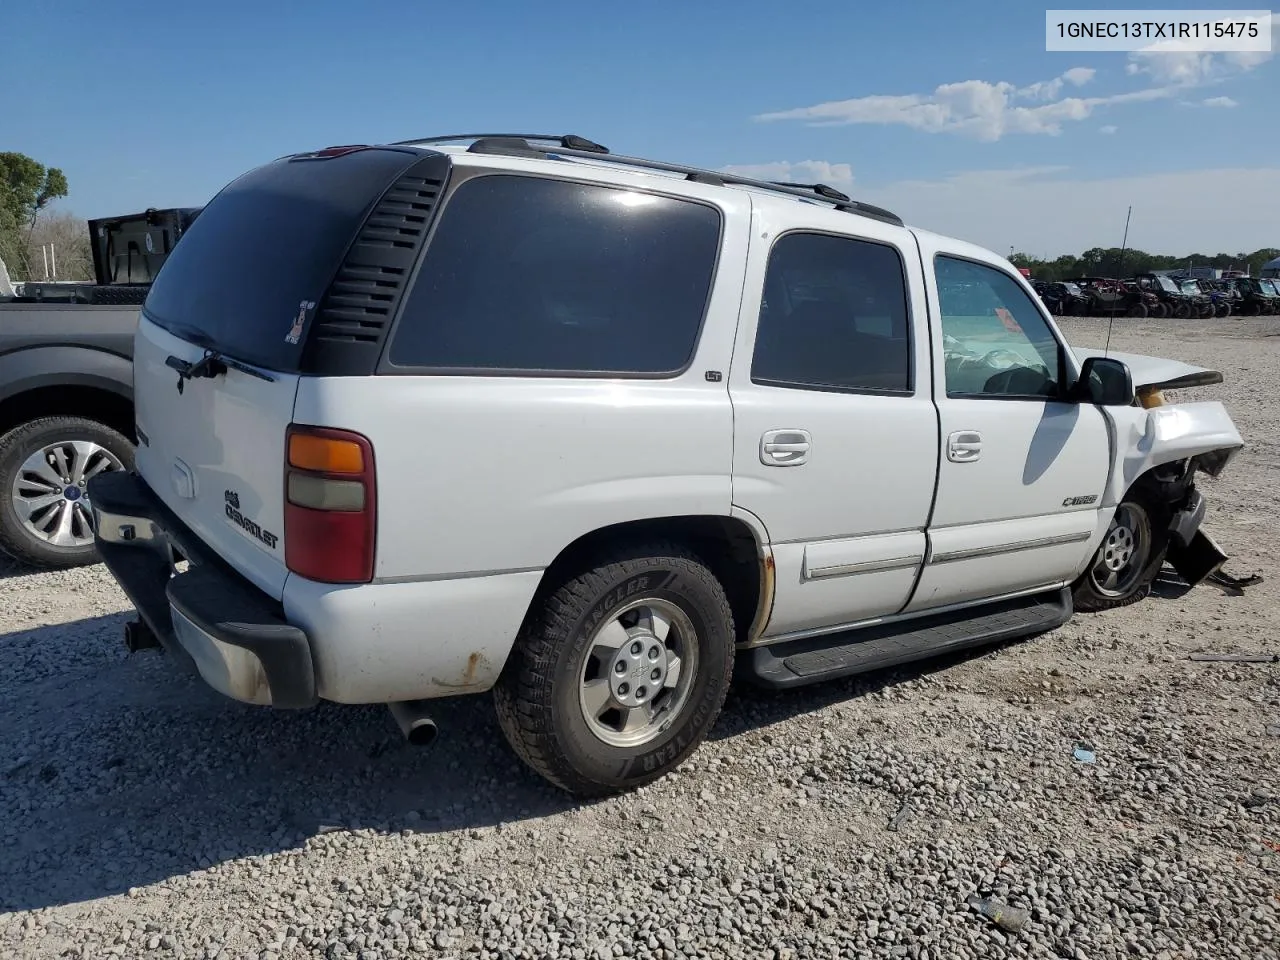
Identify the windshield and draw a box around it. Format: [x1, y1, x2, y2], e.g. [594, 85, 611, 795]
[1154, 276, 1179, 293]
[1062, 282, 1082, 295]
[1178, 280, 1201, 294]
[1260, 279, 1279, 296]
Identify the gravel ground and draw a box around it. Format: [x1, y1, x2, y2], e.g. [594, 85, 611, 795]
[2, 315, 1278, 960]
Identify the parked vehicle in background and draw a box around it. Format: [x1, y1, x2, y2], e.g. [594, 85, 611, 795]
[1132, 273, 1198, 319]
[1188, 278, 1235, 318]
[1175, 279, 1215, 319]
[1074, 277, 1158, 317]
[1032, 279, 1091, 316]
[86, 133, 1244, 797]
[1215, 279, 1246, 316]
[1224, 277, 1280, 315]
[1259, 279, 1280, 311]
[0, 207, 199, 568]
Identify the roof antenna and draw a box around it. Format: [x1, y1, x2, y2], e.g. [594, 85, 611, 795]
[1104, 204, 1132, 359]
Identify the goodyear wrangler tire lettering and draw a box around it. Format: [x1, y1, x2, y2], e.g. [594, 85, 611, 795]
[492, 543, 735, 798]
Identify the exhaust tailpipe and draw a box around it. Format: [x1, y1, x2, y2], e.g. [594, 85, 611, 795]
[123, 619, 160, 653]
[387, 700, 438, 747]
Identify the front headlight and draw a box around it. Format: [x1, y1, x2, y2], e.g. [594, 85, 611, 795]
[1193, 445, 1243, 478]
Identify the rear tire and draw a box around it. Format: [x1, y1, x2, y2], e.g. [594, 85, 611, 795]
[493, 541, 736, 798]
[1071, 495, 1169, 612]
[0, 416, 134, 569]
[1127, 303, 1148, 318]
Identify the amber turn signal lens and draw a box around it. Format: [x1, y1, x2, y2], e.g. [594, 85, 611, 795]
[288, 433, 364, 474]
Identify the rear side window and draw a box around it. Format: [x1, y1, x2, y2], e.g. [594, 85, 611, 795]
[143, 148, 424, 372]
[751, 231, 912, 393]
[385, 175, 722, 375]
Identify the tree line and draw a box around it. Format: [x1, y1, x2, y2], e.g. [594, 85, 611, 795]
[1009, 246, 1280, 282]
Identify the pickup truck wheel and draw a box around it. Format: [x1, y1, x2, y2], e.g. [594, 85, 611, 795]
[1071, 498, 1169, 612]
[0, 416, 133, 569]
[493, 542, 735, 798]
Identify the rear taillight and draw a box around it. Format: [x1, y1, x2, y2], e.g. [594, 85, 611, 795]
[284, 425, 376, 583]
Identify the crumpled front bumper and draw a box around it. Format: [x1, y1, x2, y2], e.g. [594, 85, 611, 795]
[88, 470, 317, 709]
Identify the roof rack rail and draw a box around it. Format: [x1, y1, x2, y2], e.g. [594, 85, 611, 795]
[386, 134, 904, 227]
[770, 181, 851, 203]
[553, 148, 904, 227]
[391, 133, 610, 154]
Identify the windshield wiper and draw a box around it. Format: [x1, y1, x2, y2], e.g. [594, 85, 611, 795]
[165, 348, 275, 394]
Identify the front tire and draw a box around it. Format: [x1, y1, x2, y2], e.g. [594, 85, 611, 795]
[493, 541, 736, 798]
[0, 416, 134, 569]
[1071, 497, 1169, 612]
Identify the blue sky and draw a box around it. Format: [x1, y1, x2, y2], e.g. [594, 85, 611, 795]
[6, 0, 1277, 258]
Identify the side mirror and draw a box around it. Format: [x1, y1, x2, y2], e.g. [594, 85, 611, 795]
[1073, 356, 1135, 406]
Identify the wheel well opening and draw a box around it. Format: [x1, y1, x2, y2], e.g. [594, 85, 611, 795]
[0, 387, 135, 442]
[534, 516, 766, 647]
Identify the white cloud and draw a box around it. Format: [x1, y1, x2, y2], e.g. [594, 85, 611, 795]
[753, 68, 1172, 141]
[755, 29, 1277, 143]
[1015, 66, 1093, 101]
[1016, 77, 1066, 102]
[1127, 18, 1277, 85]
[1099, 125, 1118, 134]
[834, 166, 1280, 257]
[719, 160, 855, 193]
[1203, 96, 1239, 108]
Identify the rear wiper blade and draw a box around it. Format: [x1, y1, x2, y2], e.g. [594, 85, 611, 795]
[165, 349, 275, 393]
[214, 352, 275, 382]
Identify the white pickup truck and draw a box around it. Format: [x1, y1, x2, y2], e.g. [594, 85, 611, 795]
[88, 134, 1244, 798]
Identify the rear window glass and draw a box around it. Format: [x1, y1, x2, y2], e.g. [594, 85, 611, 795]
[142, 148, 420, 371]
[385, 174, 722, 375]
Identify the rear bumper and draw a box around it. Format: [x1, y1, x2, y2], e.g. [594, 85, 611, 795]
[88, 471, 317, 709]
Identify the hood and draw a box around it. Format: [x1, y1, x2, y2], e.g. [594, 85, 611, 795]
[1071, 347, 1224, 391]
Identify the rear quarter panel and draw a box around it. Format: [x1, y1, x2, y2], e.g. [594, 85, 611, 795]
[290, 189, 752, 583]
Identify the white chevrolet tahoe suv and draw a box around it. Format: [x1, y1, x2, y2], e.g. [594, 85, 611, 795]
[89, 133, 1244, 798]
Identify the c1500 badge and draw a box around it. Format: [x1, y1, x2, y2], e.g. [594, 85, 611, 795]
[224, 489, 279, 550]
[1062, 494, 1099, 507]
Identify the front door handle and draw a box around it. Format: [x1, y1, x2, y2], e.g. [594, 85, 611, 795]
[947, 430, 982, 463]
[761, 429, 811, 466]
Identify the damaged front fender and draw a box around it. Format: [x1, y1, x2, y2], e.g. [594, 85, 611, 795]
[1072, 347, 1247, 590]
[1099, 399, 1243, 589]
[1098, 400, 1243, 508]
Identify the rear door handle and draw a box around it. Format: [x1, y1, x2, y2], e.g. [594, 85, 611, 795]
[761, 429, 811, 466]
[947, 430, 982, 463]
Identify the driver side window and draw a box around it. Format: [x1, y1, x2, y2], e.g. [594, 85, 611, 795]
[935, 255, 1063, 399]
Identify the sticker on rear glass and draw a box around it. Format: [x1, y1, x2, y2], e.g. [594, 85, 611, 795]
[286, 300, 316, 345]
